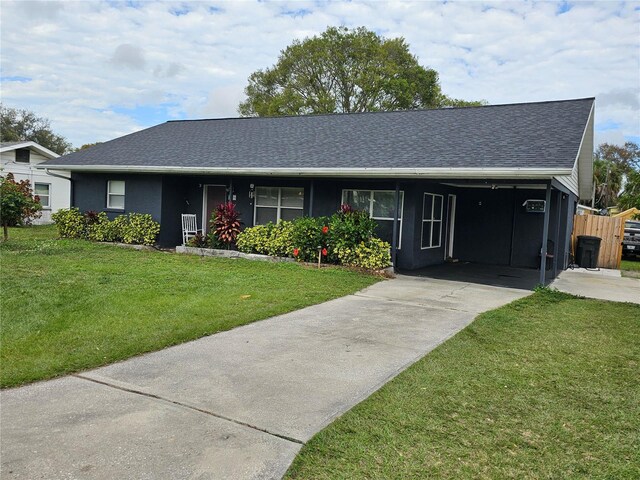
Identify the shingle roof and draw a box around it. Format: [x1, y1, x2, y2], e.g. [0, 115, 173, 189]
[42, 98, 594, 171]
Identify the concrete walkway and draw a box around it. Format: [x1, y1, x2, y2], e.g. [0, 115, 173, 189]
[552, 267, 640, 304]
[1, 275, 528, 480]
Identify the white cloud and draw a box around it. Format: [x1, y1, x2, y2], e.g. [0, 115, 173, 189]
[0, 0, 638, 147]
[110, 44, 147, 70]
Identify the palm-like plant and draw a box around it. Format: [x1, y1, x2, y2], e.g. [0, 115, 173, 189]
[212, 202, 242, 247]
[593, 159, 623, 209]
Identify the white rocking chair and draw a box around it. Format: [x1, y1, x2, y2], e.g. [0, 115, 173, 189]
[181, 214, 202, 245]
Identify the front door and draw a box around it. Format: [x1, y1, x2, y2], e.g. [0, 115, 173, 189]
[203, 185, 227, 233]
[444, 194, 457, 260]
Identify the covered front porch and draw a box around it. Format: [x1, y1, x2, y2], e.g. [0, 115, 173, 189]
[399, 262, 541, 291]
[170, 175, 575, 285]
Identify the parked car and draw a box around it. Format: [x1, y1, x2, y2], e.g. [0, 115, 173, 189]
[622, 220, 640, 258]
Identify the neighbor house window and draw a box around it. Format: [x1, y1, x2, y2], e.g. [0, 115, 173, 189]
[341, 189, 404, 248]
[15, 149, 30, 163]
[107, 180, 125, 209]
[34, 183, 50, 208]
[254, 186, 304, 224]
[421, 192, 443, 249]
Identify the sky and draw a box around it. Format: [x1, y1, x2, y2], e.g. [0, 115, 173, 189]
[1, 0, 639, 149]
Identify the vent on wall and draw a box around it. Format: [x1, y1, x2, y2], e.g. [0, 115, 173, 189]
[15, 148, 30, 163]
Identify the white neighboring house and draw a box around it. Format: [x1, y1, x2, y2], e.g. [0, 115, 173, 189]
[0, 141, 71, 224]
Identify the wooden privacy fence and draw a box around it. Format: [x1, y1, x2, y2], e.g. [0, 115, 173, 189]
[572, 214, 623, 269]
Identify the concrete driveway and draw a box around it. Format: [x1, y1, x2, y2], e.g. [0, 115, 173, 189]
[1, 275, 528, 480]
[551, 267, 640, 304]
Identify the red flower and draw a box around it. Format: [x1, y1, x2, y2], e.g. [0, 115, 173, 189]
[293, 248, 299, 257]
[322, 226, 329, 234]
[322, 248, 328, 256]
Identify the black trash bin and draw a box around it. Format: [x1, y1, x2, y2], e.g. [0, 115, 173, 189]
[576, 235, 601, 268]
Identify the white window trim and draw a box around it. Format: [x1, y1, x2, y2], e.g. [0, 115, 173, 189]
[341, 189, 404, 249]
[34, 182, 51, 209]
[107, 180, 125, 210]
[421, 192, 444, 250]
[253, 186, 304, 225]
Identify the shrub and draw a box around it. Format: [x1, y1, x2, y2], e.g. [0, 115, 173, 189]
[86, 212, 117, 242]
[266, 220, 295, 257]
[235, 207, 389, 270]
[121, 213, 160, 245]
[236, 221, 295, 257]
[53, 209, 160, 245]
[0, 173, 42, 240]
[291, 216, 328, 262]
[328, 209, 376, 249]
[336, 238, 391, 270]
[237, 223, 272, 254]
[52, 208, 86, 239]
[207, 229, 226, 249]
[187, 233, 209, 248]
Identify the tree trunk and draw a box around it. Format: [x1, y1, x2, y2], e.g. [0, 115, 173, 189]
[3, 224, 8, 241]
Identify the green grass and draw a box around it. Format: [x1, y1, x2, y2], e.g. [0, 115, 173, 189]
[1, 225, 380, 388]
[621, 258, 640, 278]
[286, 290, 640, 479]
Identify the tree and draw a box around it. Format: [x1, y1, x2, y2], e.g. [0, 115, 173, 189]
[75, 142, 102, 151]
[1, 104, 72, 155]
[592, 142, 640, 209]
[239, 26, 484, 117]
[618, 168, 640, 211]
[0, 173, 42, 241]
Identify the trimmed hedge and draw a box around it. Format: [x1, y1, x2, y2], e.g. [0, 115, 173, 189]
[53, 208, 160, 246]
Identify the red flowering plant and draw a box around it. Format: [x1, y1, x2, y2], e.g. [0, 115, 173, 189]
[290, 216, 329, 262]
[212, 201, 242, 248]
[0, 173, 42, 241]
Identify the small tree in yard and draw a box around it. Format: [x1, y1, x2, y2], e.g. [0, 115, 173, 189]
[0, 173, 42, 241]
[212, 202, 242, 248]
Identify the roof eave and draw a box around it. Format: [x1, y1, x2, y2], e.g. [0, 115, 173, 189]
[0, 141, 60, 159]
[34, 164, 572, 179]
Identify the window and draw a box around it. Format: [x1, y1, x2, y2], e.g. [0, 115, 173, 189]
[342, 189, 404, 247]
[421, 193, 443, 249]
[34, 183, 50, 208]
[254, 186, 304, 224]
[107, 180, 125, 209]
[15, 149, 30, 163]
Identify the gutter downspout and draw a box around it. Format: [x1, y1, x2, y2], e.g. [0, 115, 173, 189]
[45, 169, 74, 206]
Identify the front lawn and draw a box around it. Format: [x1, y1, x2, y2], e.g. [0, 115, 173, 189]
[286, 290, 640, 479]
[1, 226, 379, 388]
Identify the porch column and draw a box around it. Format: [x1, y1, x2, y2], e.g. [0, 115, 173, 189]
[553, 190, 562, 278]
[391, 180, 400, 269]
[309, 180, 314, 217]
[539, 183, 552, 285]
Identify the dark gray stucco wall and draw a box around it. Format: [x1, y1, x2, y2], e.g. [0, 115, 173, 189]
[450, 185, 565, 272]
[454, 187, 516, 266]
[159, 176, 190, 246]
[403, 182, 452, 270]
[71, 172, 574, 274]
[71, 173, 163, 221]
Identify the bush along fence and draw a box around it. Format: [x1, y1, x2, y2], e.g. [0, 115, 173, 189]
[188, 204, 391, 271]
[52, 208, 160, 246]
